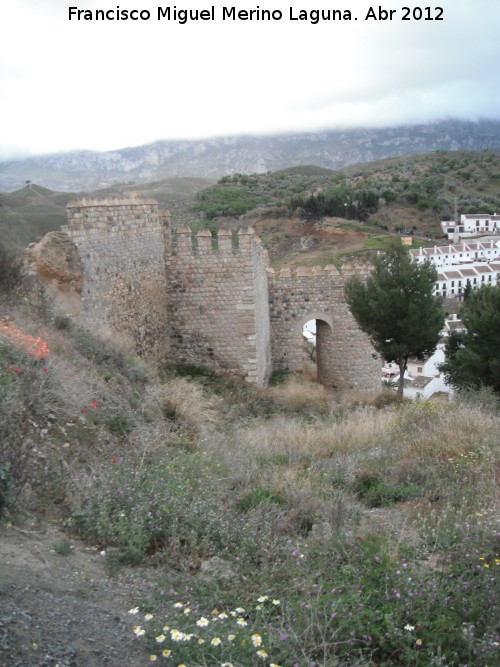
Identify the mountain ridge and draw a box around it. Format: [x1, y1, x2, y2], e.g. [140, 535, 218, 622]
[1, 119, 500, 192]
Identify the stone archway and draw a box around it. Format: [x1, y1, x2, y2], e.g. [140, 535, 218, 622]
[300, 312, 335, 386]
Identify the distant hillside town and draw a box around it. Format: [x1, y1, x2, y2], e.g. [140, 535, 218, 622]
[382, 218, 500, 399]
[410, 237, 500, 300]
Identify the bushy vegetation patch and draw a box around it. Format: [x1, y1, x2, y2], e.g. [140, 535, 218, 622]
[354, 472, 424, 507]
[188, 151, 500, 246]
[68, 450, 292, 569]
[130, 516, 499, 666]
[2, 305, 499, 666]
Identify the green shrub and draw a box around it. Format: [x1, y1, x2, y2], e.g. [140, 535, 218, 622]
[53, 538, 73, 556]
[68, 453, 290, 568]
[53, 315, 73, 330]
[268, 370, 289, 386]
[355, 472, 423, 507]
[236, 488, 288, 512]
[106, 412, 133, 436]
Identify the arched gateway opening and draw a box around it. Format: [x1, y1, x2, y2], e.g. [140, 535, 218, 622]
[301, 313, 335, 386]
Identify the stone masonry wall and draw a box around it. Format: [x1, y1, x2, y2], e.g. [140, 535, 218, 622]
[60, 198, 380, 393]
[64, 199, 169, 360]
[165, 225, 272, 386]
[268, 265, 381, 392]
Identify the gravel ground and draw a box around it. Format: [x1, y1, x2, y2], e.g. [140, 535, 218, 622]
[0, 523, 161, 667]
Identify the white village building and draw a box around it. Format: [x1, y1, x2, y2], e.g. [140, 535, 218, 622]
[382, 342, 449, 399]
[441, 213, 500, 240]
[410, 239, 500, 300]
[410, 239, 500, 267]
[382, 324, 470, 401]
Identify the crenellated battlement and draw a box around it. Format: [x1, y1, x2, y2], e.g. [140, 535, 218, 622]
[268, 261, 372, 282]
[269, 265, 340, 281]
[171, 224, 261, 255]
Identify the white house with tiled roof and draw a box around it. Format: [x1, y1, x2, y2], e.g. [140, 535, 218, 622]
[441, 213, 500, 239]
[433, 262, 500, 299]
[383, 341, 450, 399]
[409, 240, 500, 299]
[410, 239, 500, 267]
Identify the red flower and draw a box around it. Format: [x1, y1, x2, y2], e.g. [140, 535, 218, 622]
[111, 458, 117, 463]
[83, 409, 88, 413]
[90, 399, 97, 408]
[15, 369, 21, 374]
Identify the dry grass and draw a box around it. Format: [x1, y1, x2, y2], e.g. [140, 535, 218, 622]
[2, 297, 500, 537]
[197, 386, 500, 525]
[159, 377, 218, 438]
[265, 373, 332, 414]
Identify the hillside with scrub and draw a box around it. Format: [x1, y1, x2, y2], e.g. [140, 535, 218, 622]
[0, 275, 499, 666]
[2, 151, 500, 271]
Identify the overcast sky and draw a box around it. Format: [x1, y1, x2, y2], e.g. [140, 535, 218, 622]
[1, 0, 499, 159]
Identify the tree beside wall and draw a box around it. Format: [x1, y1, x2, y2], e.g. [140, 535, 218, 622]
[440, 284, 500, 394]
[345, 240, 444, 396]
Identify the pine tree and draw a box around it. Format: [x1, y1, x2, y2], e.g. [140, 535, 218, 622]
[440, 284, 500, 393]
[345, 241, 444, 396]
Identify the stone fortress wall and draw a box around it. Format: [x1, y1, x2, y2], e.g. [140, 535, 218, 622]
[165, 224, 272, 387]
[59, 198, 381, 392]
[63, 199, 169, 361]
[268, 265, 381, 390]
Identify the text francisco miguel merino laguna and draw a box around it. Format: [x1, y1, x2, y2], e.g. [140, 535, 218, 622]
[68, 6, 445, 24]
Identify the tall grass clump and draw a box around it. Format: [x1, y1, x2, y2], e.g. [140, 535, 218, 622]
[265, 374, 332, 415]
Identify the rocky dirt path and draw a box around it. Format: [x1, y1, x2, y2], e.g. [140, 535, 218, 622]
[0, 522, 159, 667]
